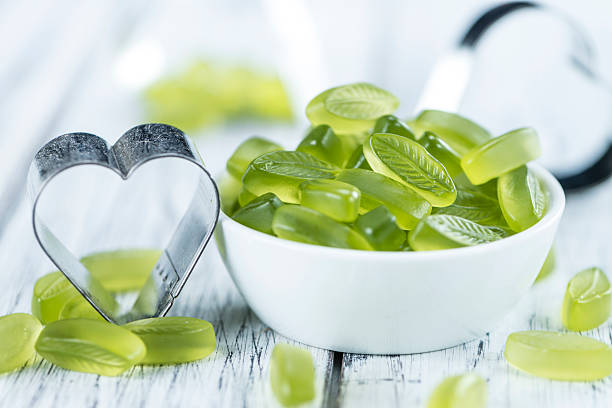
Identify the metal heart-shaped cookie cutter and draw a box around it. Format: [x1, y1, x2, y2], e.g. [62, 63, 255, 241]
[27, 123, 220, 324]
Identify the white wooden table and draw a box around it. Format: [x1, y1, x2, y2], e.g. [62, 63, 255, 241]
[1, 1, 611, 407]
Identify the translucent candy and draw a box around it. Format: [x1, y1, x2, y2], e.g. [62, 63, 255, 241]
[345, 146, 372, 170]
[36, 319, 146, 376]
[124, 317, 216, 365]
[81, 249, 161, 292]
[238, 185, 257, 207]
[461, 127, 541, 185]
[497, 166, 546, 232]
[433, 188, 503, 226]
[232, 193, 283, 235]
[372, 115, 416, 140]
[562, 267, 611, 332]
[354, 206, 405, 251]
[427, 373, 487, 408]
[218, 174, 242, 216]
[269, 343, 315, 406]
[504, 330, 612, 381]
[31, 272, 79, 324]
[336, 169, 431, 230]
[535, 249, 555, 283]
[297, 125, 345, 166]
[272, 205, 373, 250]
[0, 313, 42, 374]
[242, 151, 338, 203]
[299, 179, 360, 222]
[226, 137, 282, 179]
[409, 214, 506, 251]
[363, 133, 456, 207]
[58, 295, 104, 321]
[417, 131, 463, 178]
[414, 110, 491, 156]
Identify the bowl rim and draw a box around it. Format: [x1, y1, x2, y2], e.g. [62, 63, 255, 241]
[220, 163, 565, 260]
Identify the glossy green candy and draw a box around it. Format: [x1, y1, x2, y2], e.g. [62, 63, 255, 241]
[461, 127, 541, 185]
[232, 193, 283, 235]
[373, 115, 416, 140]
[299, 179, 360, 222]
[0, 313, 43, 374]
[336, 169, 431, 230]
[433, 188, 503, 226]
[32, 272, 79, 324]
[297, 125, 345, 166]
[226, 137, 282, 179]
[306, 83, 399, 134]
[81, 249, 161, 292]
[58, 295, 104, 321]
[238, 185, 257, 207]
[497, 166, 546, 232]
[363, 133, 457, 207]
[124, 317, 216, 365]
[345, 146, 372, 170]
[418, 131, 462, 178]
[504, 331, 612, 381]
[562, 267, 611, 332]
[535, 249, 555, 283]
[242, 151, 338, 203]
[409, 214, 506, 251]
[354, 206, 405, 251]
[272, 205, 373, 250]
[218, 174, 242, 216]
[270, 343, 315, 406]
[427, 373, 487, 408]
[414, 110, 491, 156]
[36, 319, 146, 376]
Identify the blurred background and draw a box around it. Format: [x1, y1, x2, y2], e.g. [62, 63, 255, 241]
[2, 0, 612, 192]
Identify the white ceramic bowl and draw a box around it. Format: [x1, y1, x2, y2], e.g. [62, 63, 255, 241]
[215, 163, 565, 354]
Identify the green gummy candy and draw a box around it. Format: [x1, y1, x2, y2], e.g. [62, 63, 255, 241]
[32, 272, 80, 324]
[433, 188, 503, 226]
[504, 330, 612, 381]
[0, 313, 43, 374]
[497, 166, 546, 232]
[35, 319, 146, 376]
[272, 205, 373, 250]
[299, 179, 361, 222]
[562, 267, 611, 332]
[461, 127, 541, 185]
[270, 343, 316, 406]
[336, 169, 431, 230]
[227, 137, 282, 179]
[238, 185, 258, 207]
[417, 131, 463, 178]
[242, 151, 338, 203]
[535, 249, 555, 283]
[218, 174, 242, 216]
[354, 206, 405, 251]
[409, 214, 506, 251]
[58, 295, 104, 321]
[427, 373, 487, 408]
[124, 317, 216, 365]
[81, 249, 161, 292]
[414, 110, 491, 156]
[345, 146, 372, 170]
[232, 193, 283, 235]
[297, 125, 345, 166]
[373, 115, 416, 140]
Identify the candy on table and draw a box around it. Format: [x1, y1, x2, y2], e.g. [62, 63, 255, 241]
[297, 125, 345, 166]
[218, 174, 242, 216]
[562, 267, 611, 332]
[497, 165, 546, 232]
[535, 248, 556, 283]
[413, 110, 491, 156]
[409, 214, 506, 251]
[504, 330, 612, 381]
[232, 193, 284, 235]
[433, 188, 504, 226]
[345, 145, 372, 170]
[298, 179, 361, 223]
[426, 373, 487, 408]
[242, 151, 339, 203]
[363, 132, 457, 207]
[31, 271, 80, 324]
[81, 249, 161, 292]
[461, 127, 541, 185]
[306, 82, 399, 134]
[272, 205, 373, 250]
[354, 206, 406, 251]
[372, 114, 416, 140]
[336, 169, 432, 230]
[35, 319, 146, 376]
[417, 131, 463, 179]
[58, 295, 104, 321]
[238, 185, 258, 207]
[124, 317, 216, 365]
[226, 136, 283, 180]
[0, 313, 43, 374]
[269, 343, 316, 406]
